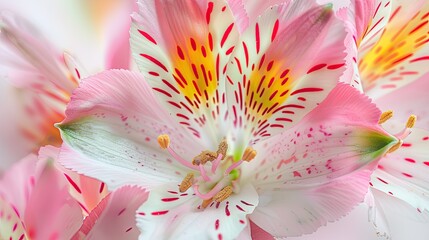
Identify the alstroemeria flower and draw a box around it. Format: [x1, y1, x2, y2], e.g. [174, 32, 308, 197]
[58, 68, 399, 239]
[0, 146, 148, 240]
[341, 0, 429, 237]
[0, 0, 136, 171]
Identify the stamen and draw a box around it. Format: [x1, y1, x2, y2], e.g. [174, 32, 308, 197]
[378, 110, 393, 124]
[217, 138, 228, 160]
[213, 186, 233, 202]
[179, 173, 194, 193]
[242, 147, 257, 162]
[201, 198, 213, 209]
[211, 153, 223, 174]
[157, 134, 198, 170]
[394, 115, 417, 140]
[192, 150, 217, 165]
[387, 140, 402, 154]
[406, 115, 416, 128]
[199, 164, 211, 182]
[157, 134, 170, 149]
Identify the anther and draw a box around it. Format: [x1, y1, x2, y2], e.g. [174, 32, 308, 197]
[157, 134, 170, 149]
[242, 147, 257, 162]
[406, 115, 416, 128]
[378, 110, 393, 124]
[192, 150, 217, 165]
[201, 198, 213, 209]
[213, 186, 233, 202]
[179, 173, 194, 192]
[217, 138, 228, 160]
[387, 140, 402, 154]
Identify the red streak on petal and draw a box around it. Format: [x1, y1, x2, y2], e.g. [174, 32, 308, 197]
[236, 205, 245, 212]
[221, 23, 235, 47]
[99, 182, 105, 193]
[291, 88, 323, 96]
[307, 64, 327, 74]
[271, 19, 279, 42]
[151, 210, 169, 216]
[215, 219, 220, 230]
[377, 177, 388, 184]
[138, 30, 157, 45]
[161, 197, 179, 202]
[402, 173, 413, 178]
[225, 205, 230, 216]
[240, 200, 254, 206]
[206, 2, 214, 24]
[64, 174, 82, 194]
[140, 54, 168, 72]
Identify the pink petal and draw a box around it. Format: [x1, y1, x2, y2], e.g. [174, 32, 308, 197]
[250, 170, 372, 237]
[225, 2, 347, 151]
[24, 148, 83, 240]
[358, 0, 429, 98]
[339, 0, 392, 90]
[37, 145, 108, 216]
[136, 183, 258, 240]
[0, 154, 37, 218]
[131, 0, 240, 147]
[58, 69, 204, 190]
[72, 185, 148, 240]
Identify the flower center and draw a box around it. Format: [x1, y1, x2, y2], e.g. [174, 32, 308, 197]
[157, 135, 256, 208]
[378, 110, 416, 154]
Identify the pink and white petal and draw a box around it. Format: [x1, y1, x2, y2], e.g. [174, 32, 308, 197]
[244, 84, 396, 188]
[340, 0, 392, 90]
[24, 153, 83, 240]
[58, 70, 203, 190]
[72, 185, 148, 240]
[0, 154, 37, 218]
[39, 145, 108, 215]
[136, 183, 258, 240]
[359, 0, 429, 98]
[250, 170, 372, 237]
[354, 0, 392, 54]
[0, 196, 27, 240]
[374, 73, 429, 130]
[225, 2, 347, 152]
[370, 128, 429, 213]
[130, 0, 240, 147]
